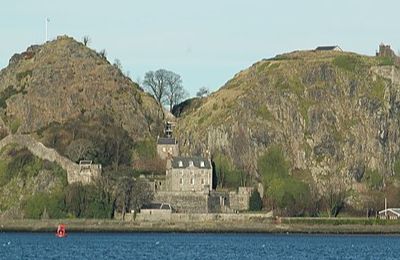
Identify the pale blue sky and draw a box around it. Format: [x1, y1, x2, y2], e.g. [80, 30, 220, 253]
[1, 0, 399, 96]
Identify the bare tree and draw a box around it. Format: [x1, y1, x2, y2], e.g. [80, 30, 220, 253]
[322, 173, 348, 217]
[143, 69, 187, 110]
[196, 87, 210, 98]
[66, 138, 95, 163]
[113, 59, 122, 71]
[165, 73, 187, 111]
[99, 49, 107, 59]
[83, 36, 91, 46]
[143, 69, 169, 105]
[130, 178, 154, 212]
[115, 176, 134, 220]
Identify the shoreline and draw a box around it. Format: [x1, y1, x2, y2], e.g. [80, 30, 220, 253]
[2, 216, 400, 234]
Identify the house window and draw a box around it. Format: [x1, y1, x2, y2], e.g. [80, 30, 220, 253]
[190, 178, 194, 185]
[178, 161, 183, 167]
[201, 179, 204, 185]
[200, 161, 205, 167]
[180, 178, 183, 185]
[162, 147, 166, 152]
[168, 147, 172, 152]
[189, 160, 193, 167]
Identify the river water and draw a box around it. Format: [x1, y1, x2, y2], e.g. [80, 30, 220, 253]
[0, 232, 399, 259]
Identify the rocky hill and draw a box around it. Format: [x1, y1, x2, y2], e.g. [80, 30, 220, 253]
[0, 36, 164, 218]
[175, 49, 400, 204]
[0, 35, 163, 140]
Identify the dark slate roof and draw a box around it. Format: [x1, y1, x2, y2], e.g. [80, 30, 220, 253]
[141, 203, 172, 210]
[157, 137, 177, 145]
[315, 46, 340, 51]
[171, 156, 212, 169]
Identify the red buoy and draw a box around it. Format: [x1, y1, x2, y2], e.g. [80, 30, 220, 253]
[56, 224, 67, 238]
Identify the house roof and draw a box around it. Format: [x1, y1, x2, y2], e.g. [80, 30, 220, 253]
[315, 46, 342, 51]
[378, 208, 400, 216]
[171, 156, 212, 169]
[141, 203, 172, 210]
[157, 137, 177, 145]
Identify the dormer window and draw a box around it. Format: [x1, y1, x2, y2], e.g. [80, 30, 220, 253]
[178, 161, 183, 167]
[200, 161, 205, 168]
[189, 161, 194, 167]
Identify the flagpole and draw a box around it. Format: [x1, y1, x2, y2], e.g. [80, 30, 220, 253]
[45, 17, 49, 42]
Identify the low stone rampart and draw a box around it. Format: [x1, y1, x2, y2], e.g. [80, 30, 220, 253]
[154, 192, 209, 213]
[116, 212, 273, 222]
[0, 134, 96, 184]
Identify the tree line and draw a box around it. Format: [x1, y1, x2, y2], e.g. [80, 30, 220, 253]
[213, 146, 384, 217]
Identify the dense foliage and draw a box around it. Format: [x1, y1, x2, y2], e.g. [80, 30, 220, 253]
[249, 190, 262, 211]
[213, 152, 245, 188]
[258, 146, 312, 216]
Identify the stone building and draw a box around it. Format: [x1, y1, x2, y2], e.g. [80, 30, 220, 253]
[76, 160, 102, 184]
[165, 156, 212, 193]
[376, 43, 396, 58]
[156, 137, 179, 160]
[315, 46, 342, 51]
[229, 187, 254, 212]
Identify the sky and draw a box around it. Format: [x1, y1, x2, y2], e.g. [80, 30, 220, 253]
[1, 0, 400, 97]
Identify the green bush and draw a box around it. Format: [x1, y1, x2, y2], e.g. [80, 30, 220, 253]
[258, 146, 289, 187]
[258, 146, 313, 216]
[213, 153, 244, 188]
[0, 160, 9, 186]
[135, 139, 156, 159]
[23, 192, 66, 219]
[0, 85, 18, 109]
[10, 119, 20, 134]
[249, 190, 262, 211]
[64, 183, 113, 218]
[363, 169, 383, 190]
[377, 56, 394, 66]
[256, 106, 273, 120]
[267, 178, 311, 216]
[0, 148, 38, 186]
[333, 55, 363, 72]
[393, 159, 400, 181]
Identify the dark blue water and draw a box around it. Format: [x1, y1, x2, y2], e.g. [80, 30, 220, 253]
[0, 232, 399, 259]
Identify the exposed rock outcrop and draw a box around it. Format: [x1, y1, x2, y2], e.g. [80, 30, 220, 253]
[0, 35, 163, 140]
[175, 50, 400, 197]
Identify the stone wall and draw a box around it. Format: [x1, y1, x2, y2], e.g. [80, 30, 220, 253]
[208, 191, 231, 213]
[229, 187, 254, 212]
[0, 134, 98, 184]
[154, 191, 209, 213]
[115, 212, 273, 222]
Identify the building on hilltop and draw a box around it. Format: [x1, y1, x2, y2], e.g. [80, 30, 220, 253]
[376, 43, 396, 58]
[165, 156, 213, 193]
[315, 46, 342, 52]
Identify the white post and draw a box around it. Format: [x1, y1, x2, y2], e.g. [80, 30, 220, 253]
[385, 197, 387, 217]
[45, 17, 49, 42]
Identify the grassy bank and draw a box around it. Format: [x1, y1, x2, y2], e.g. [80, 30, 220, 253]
[2, 217, 400, 234]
